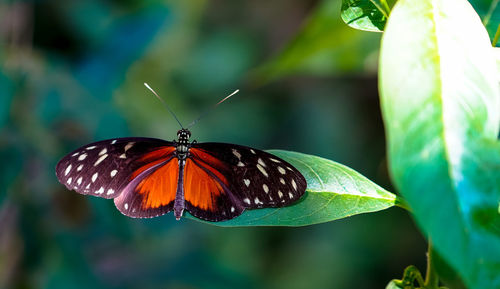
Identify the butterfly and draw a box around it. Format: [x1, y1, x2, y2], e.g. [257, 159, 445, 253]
[56, 85, 306, 222]
[55, 129, 307, 222]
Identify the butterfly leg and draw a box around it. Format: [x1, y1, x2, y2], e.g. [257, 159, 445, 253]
[174, 159, 186, 220]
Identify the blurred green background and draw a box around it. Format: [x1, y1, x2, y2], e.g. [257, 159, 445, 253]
[0, 0, 427, 288]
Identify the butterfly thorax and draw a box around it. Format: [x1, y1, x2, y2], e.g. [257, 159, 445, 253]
[175, 128, 192, 160]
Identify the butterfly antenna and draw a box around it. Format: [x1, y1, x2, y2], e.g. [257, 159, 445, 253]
[144, 83, 184, 129]
[186, 89, 239, 129]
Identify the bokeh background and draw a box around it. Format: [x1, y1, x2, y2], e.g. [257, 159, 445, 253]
[0, 0, 428, 288]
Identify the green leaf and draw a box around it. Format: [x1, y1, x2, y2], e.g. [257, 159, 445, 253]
[385, 280, 402, 289]
[188, 150, 397, 226]
[379, 0, 500, 288]
[254, 0, 381, 84]
[468, 0, 500, 46]
[340, 0, 389, 32]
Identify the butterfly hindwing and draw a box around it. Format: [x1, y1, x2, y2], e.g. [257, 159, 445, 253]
[55, 137, 174, 200]
[183, 157, 245, 221]
[189, 143, 306, 217]
[114, 156, 178, 218]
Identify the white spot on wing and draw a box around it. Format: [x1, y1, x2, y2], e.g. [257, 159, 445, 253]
[86, 146, 96, 150]
[92, 172, 98, 183]
[278, 166, 286, 174]
[263, 184, 269, 193]
[111, 140, 117, 144]
[257, 164, 268, 177]
[231, 206, 235, 212]
[71, 152, 79, 157]
[124, 203, 129, 210]
[244, 198, 251, 204]
[78, 153, 87, 161]
[270, 158, 281, 163]
[244, 179, 250, 187]
[65, 164, 72, 176]
[258, 158, 266, 167]
[107, 189, 114, 195]
[77, 164, 83, 172]
[99, 148, 107, 155]
[94, 154, 108, 166]
[280, 178, 285, 184]
[291, 179, 297, 191]
[77, 177, 82, 185]
[119, 154, 126, 159]
[110, 170, 118, 177]
[67, 177, 72, 185]
[250, 149, 256, 154]
[254, 197, 262, 204]
[237, 161, 245, 167]
[96, 187, 104, 194]
[278, 191, 283, 198]
[124, 142, 134, 152]
[289, 192, 294, 199]
[232, 149, 241, 159]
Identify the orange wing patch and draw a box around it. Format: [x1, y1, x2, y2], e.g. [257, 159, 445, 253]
[189, 149, 229, 182]
[139, 146, 175, 162]
[184, 159, 227, 212]
[131, 147, 176, 179]
[136, 158, 178, 209]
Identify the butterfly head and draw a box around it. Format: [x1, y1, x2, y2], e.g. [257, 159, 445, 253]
[177, 129, 191, 143]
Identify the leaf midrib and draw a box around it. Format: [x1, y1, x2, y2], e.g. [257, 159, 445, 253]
[429, 0, 471, 250]
[231, 193, 394, 225]
[283, 152, 394, 200]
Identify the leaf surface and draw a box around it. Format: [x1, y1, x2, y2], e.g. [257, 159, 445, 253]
[189, 150, 397, 226]
[379, 0, 500, 287]
[341, 0, 389, 32]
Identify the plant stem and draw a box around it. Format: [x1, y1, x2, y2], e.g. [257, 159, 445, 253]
[395, 195, 411, 212]
[424, 241, 439, 288]
[379, 0, 391, 15]
[493, 24, 500, 47]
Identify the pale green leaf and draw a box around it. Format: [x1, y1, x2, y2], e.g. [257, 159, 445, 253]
[379, 0, 500, 288]
[495, 47, 500, 82]
[188, 150, 397, 226]
[385, 280, 402, 289]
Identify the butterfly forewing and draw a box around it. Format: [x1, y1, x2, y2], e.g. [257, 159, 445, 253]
[55, 137, 173, 200]
[190, 143, 306, 214]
